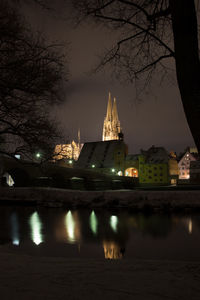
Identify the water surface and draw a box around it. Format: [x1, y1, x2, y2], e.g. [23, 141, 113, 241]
[0, 206, 199, 260]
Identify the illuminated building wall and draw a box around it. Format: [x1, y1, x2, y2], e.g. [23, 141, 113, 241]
[178, 150, 197, 179]
[125, 146, 178, 185]
[139, 155, 169, 185]
[102, 93, 122, 141]
[54, 129, 83, 162]
[54, 141, 83, 161]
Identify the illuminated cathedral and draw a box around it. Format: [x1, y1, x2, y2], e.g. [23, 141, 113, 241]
[54, 93, 122, 163]
[102, 93, 122, 141]
[54, 130, 83, 161]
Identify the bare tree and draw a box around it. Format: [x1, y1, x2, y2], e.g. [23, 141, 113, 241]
[0, 1, 67, 160]
[71, 0, 200, 151]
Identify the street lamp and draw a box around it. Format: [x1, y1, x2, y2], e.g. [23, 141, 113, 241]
[36, 152, 41, 159]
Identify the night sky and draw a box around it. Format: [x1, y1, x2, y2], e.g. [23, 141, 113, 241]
[21, 1, 195, 154]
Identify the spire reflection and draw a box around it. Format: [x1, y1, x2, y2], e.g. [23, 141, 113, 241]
[10, 213, 20, 246]
[89, 211, 98, 235]
[103, 241, 124, 259]
[29, 212, 43, 245]
[110, 215, 118, 232]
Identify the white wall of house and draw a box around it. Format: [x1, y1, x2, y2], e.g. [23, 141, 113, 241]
[178, 151, 196, 179]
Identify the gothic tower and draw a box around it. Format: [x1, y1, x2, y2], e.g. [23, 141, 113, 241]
[102, 93, 122, 141]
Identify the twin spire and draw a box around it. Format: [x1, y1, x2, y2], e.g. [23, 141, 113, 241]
[106, 92, 119, 122]
[102, 92, 122, 141]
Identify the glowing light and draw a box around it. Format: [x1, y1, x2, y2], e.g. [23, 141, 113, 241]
[29, 212, 43, 245]
[110, 215, 118, 232]
[13, 239, 20, 246]
[10, 213, 20, 246]
[89, 211, 98, 235]
[103, 241, 123, 259]
[92, 164, 95, 168]
[36, 153, 41, 158]
[4, 172, 14, 186]
[188, 219, 193, 234]
[117, 171, 122, 176]
[65, 211, 75, 243]
[69, 160, 73, 164]
[111, 168, 115, 173]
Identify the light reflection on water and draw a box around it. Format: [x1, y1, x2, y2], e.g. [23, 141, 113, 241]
[188, 218, 193, 234]
[4, 208, 200, 260]
[103, 241, 124, 260]
[89, 211, 98, 235]
[10, 213, 20, 246]
[29, 212, 43, 245]
[55, 210, 81, 244]
[65, 211, 75, 243]
[110, 216, 118, 232]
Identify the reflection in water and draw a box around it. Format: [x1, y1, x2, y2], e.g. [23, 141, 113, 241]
[3, 207, 200, 261]
[89, 211, 98, 235]
[110, 216, 118, 232]
[29, 212, 43, 245]
[188, 218, 193, 234]
[63, 211, 81, 244]
[10, 213, 20, 246]
[135, 215, 172, 238]
[103, 241, 124, 259]
[65, 211, 75, 243]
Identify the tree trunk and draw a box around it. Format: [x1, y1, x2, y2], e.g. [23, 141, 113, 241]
[169, 0, 200, 152]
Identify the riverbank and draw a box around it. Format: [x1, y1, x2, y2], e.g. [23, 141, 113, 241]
[0, 251, 199, 300]
[1, 187, 200, 211]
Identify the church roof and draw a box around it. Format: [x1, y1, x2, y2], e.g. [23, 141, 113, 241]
[76, 140, 126, 169]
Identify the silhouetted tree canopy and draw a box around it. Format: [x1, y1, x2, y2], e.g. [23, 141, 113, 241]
[0, 0, 67, 160]
[72, 0, 200, 152]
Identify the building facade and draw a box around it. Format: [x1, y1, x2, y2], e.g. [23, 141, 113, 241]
[54, 130, 83, 162]
[76, 140, 128, 175]
[190, 160, 200, 184]
[125, 146, 179, 185]
[178, 150, 197, 180]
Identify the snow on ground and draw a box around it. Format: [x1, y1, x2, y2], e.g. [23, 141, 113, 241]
[1, 187, 200, 210]
[0, 252, 199, 300]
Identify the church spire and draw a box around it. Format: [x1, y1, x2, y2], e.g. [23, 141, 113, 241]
[102, 93, 122, 141]
[78, 128, 81, 145]
[106, 92, 112, 120]
[78, 128, 81, 150]
[112, 97, 119, 122]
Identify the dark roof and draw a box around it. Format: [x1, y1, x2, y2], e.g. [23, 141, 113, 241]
[76, 140, 127, 168]
[142, 146, 169, 164]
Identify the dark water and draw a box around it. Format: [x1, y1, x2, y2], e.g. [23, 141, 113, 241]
[0, 206, 200, 260]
